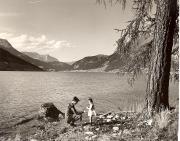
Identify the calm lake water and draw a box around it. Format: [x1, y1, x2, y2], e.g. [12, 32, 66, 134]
[0, 71, 178, 128]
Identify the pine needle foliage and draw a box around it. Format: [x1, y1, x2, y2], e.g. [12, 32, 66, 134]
[97, 0, 179, 82]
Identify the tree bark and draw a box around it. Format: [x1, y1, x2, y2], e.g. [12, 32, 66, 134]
[146, 0, 178, 114]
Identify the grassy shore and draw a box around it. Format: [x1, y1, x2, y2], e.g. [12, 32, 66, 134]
[0, 102, 178, 141]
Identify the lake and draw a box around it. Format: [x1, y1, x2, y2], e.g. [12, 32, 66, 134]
[0, 71, 178, 129]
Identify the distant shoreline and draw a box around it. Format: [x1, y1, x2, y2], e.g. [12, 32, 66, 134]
[61, 70, 116, 73]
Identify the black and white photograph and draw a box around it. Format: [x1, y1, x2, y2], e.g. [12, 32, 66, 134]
[0, 0, 179, 140]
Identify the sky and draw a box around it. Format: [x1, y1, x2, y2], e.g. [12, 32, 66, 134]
[0, 0, 134, 62]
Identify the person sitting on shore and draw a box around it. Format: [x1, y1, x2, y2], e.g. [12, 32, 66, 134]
[66, 96, 84, 126]
[86, 97, 96, 125]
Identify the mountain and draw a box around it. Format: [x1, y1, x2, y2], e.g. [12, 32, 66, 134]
[0, 39, 51, 70]
[71, 53, 129, 72]
[0, 38, 126, 72]
[23, 52, 59, 62]
[0, 40, 42, 71]
[72, 54, 108, 70]
[0, 39, 71, 71]
[0, 36, 157, 72]
[22, 51, 71, 71]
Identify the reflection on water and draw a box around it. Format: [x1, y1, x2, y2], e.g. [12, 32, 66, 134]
[0, 71, 178, 127]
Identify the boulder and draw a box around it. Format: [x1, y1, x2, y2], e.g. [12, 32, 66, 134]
[39, 103, 65, 120]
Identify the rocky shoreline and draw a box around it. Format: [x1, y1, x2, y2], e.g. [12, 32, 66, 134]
[0, 103, 178, 141]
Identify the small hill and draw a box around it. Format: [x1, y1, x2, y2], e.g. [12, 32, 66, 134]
[48, 61, 71, 71]
[70, 53, 129, 72]
[72, 55, 108, 70]
[72, 37, 153, 72]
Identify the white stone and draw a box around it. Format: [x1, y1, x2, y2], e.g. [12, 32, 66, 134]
[107, 115, 113, 119]
[118, 130, 123, 136]
[92, 135, 98, 139]
[85, 136, 89, 140]
[147, 119, 153, 125]
[106, 119, 111, 122]
[85, 131, 94, 135]
[99, 115, 104, 118]
[123, 129, 130, 134]
[52, 122, 58, 125]
[122, 117, 126, 120]
[115, 115, 119, 119]
[96, 128, 100, 131]
[84, 126, 90, 131]
[112, 133, 117, 137]
[113, 127, 119, 131]
[30, 139, 38, 141]
[14, 134, 21, 141]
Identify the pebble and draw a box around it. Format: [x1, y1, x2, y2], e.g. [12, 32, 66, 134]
[106, 119, 111, 122]
[52, 122, 58, 125]
[92, 135, 98, 139]
[107, 115, 113, 119]
[118, 130, 123, 136]
[112, 133, 117, 137]
[147, 119, 153, 125]
[123, 129, 130, 135]
[30, 139, 38, 141]
[99, 115, 104, 119]
[115, 114, 119, 119]
[96, 128, 100, 131]
[84, 126, 90, 131]
[85, 136, 90, 140]
[122, 117, 126, 120]
[85, 131, 94, 135]
[113, 127, 119, 131]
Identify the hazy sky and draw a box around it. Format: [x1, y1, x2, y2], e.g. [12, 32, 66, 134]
[0, 0, 134, 62]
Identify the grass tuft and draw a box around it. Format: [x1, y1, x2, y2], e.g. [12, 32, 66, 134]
[155, 109, 171, 129]
[127, 102, 145, 113]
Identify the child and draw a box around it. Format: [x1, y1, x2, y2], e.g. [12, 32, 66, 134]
[86, 97, 96, 125]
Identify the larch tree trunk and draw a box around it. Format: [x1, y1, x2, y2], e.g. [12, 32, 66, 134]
[146, 0, 178, 114]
